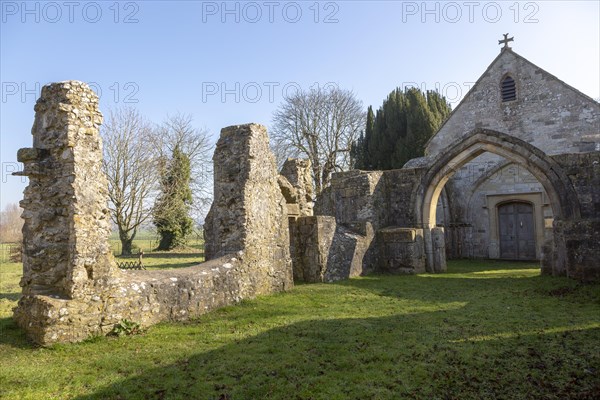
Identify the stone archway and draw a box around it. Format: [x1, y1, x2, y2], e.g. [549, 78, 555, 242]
[413, 128, 581, 273]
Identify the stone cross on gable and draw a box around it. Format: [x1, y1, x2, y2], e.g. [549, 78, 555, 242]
[498, 33, 514, 50]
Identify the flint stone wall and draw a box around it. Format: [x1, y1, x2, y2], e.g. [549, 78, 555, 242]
[14, 84, 292, 345]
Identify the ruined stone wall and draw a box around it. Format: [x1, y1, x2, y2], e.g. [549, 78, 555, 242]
[311, 167, 429, 279]
[291, 216, 336, 282]
[293, 170, 384, 282]
[15, 81, 115, 299]
[204, 124, 293, 296]
[279, 158, 314, 218]
[377, 227, 425, 274]
[553, 152, 600, 220]
[383, 168, 426, 227]
[318, 170, 387, 231]
[277, 158, 318, 281]
[14, 86, 293, 345]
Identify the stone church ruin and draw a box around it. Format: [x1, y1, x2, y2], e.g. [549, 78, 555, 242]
[13, 45, 600, 345]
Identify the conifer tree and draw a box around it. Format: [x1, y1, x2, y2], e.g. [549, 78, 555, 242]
[354, 87, 451, 170]
[153, 146, 194, 250]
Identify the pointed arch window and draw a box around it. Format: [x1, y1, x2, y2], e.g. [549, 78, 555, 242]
[501, 75, 516, 102]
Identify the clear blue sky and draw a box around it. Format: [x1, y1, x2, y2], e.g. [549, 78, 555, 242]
[1, 1, 599, 210]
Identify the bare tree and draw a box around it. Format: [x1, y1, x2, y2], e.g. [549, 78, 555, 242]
[151, 113, 213, 224]
[102, 107, 157, 255]
[0, 203, 23, 243]
[271, 85, 365, 194]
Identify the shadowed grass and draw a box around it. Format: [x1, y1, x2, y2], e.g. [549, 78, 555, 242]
[0, 258, 599, 399]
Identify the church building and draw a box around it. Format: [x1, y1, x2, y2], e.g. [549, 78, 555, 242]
[426, 36, 599, 262]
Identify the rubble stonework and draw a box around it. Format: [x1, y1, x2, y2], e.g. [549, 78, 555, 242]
[203, 123, 293, 295]
[13, 85, 292, 345]
[278, 158, 319, 280]
[14, 81, 114, 299]
[279, 158, 314, 218]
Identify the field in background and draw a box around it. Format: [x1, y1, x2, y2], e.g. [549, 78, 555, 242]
[108, 230, 204, 256]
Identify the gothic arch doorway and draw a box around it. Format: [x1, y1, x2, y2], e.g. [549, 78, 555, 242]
[413, 128, 580, 273]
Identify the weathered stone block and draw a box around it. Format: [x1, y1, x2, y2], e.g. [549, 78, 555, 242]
[377, 227, 426, 274]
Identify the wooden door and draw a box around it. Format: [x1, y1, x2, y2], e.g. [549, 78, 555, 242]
[498, 202, 536, 260]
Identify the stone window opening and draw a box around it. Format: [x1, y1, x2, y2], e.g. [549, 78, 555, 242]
[501, 75, 517, 102]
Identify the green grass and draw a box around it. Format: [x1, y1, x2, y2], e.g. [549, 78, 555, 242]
[1, 255, 599, 399]
[109, 233, 205, 269]
[108, 232, 204, 257]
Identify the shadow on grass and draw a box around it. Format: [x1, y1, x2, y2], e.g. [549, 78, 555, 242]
[70, 311, 600, 400]
[0, 317, 34, 349]
[337, 261, 600, 312]
[68, 261, 600, 399]
[0, 292, 20, 301]
[142, 252, 203, 259]
[144, 261, 205, 271]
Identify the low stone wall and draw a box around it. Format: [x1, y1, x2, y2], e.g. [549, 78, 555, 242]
[14, 254, 275, 344]
[312, 168, 429, 280]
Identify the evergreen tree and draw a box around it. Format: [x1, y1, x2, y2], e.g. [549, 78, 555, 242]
[356, 106, 374, 169]
[356, 87, 451, 170]
[153, 146, 194, 250]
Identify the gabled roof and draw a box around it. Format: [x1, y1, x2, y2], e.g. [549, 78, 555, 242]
[425, 47, 600, 151]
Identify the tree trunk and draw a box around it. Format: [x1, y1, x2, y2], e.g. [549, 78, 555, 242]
[156, 233, 173, 251]
[119, 229, 136, 256]
[121, 238, 134, 256]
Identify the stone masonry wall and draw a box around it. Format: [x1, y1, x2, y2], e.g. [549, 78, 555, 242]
[280, 158, 314, 218]
[312, 167, 428, 279]
[547, 152, 600, 281]
[15, 81, 114, 300]
[204, 123, 293, 295]
[427, 49, 600, 157]
[14, 85, 293, 345]
[292, 216, 336, 282]
[278, 158, 317, 281]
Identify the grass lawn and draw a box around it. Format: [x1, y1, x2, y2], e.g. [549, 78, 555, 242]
[1, 248, 599, 399]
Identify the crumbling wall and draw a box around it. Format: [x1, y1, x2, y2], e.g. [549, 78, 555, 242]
[292, 216, 336, 282]
[15, 81, 114, 300]
[203, 123, 293, 296]
[279, 158, 314, 218]
[301, 170, 384, 281]
[14, 83, 293, 345]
